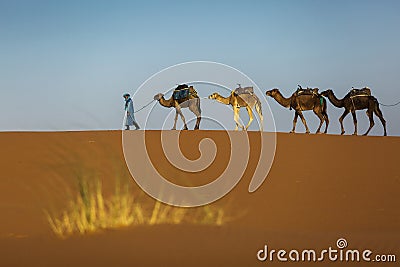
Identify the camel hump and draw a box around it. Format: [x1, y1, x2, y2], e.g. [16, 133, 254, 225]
[234, 86, 254, 95]
[189, 86, 198, 97]
[350, 87, 372, 97]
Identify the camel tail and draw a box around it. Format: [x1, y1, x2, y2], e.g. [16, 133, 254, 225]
[372, 97, 383, 115]
[372, 97, 387, 136]
[254, 96, 264, 130]
[197, 97, 202, 114]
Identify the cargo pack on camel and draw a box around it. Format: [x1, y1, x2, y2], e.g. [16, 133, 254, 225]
[294, 85, 319, 96]
[173, 84, 190, 100]
[349, 87, 371, 97]
[233, 84, 254, 96]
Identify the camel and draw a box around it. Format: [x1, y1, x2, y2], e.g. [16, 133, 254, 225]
[321, 89, 387, 136]
[153, 85, 201, 130]
[266, 88, 329, 134]
[208, 91, 263, 131]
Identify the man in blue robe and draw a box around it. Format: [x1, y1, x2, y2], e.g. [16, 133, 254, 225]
[123, 93, 140, 130]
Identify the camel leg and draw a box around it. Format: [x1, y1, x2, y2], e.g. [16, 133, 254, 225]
[189, 102, 201, 130]
[176, 106, 188, 130]
[374, 104, 387, 136]
[172, 110, 178, 130]
[322, 111, 329, 134]
[245, 106, 254, 130]
[363, 109, 375, 136]
[194, 114, 201, 130]
[290, 112, 299, 133]
[255, 102, 263, 131]
[233, 107, 244, 131]
[313, 108, 324, 134]
[339, 110, 349, 135]
[259, 115, 264, 132]
[322, 101, 329, 134]
[351, 110, 358, 135]
[298, 111, 310, 134]
[233, 107, 240, 131]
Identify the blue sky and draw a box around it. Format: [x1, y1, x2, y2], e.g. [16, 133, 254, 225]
[0, 0, 399, 135]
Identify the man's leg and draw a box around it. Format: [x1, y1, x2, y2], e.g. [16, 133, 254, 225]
[125, 125, 130, 130]
[133, 121, 140, 130]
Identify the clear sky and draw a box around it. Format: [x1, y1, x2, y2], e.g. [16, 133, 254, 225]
[0, 0, 399, 135]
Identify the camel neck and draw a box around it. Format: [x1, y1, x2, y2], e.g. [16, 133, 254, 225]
[215, 95, 231, 105]
[326, 92, 344, 107]
[272, 91, 292, 108]
[158, 96, 174, 107]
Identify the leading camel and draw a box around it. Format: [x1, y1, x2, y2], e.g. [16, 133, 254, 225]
[321, 89, 387, 136]
[208, 90, 263, 131]
[266, 88, 329, 134]
[153, 85, 201, 130]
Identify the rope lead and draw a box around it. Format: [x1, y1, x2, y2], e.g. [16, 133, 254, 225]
[379, 101, 400, 107]
[133, 99, 156, 113]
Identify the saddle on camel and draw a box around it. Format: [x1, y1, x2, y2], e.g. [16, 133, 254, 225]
[291, 85, 324, 108]
[173, 84, 198, 100]
[294, 85, 319, 96]
[349, 87, 372, 98]
[233, 84, 254, 96]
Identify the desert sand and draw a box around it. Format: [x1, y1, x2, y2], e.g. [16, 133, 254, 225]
[0, 130, 399, 266]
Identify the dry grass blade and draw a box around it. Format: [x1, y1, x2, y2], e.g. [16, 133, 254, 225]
[45, 177, 235, 238]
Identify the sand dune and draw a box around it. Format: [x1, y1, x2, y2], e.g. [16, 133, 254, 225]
[0, 131, 398, 266]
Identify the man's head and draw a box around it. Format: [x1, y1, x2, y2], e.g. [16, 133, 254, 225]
[123, 93, 130, 100]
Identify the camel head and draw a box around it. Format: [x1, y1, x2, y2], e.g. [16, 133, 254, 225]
[266, 88, 280, 97]
[320, 89, 333, 97]
[208, 93, 220, 100]
[153, 93, 164, 101]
